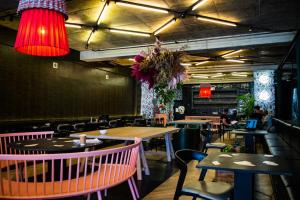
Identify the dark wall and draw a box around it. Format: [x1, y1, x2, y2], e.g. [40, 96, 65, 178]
[0, 26, 140, 122]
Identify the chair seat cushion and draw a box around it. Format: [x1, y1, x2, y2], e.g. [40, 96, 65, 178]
[206, 143, 226, 149]
[182, 181, 233, 200]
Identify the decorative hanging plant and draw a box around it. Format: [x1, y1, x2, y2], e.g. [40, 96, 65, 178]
[131, 39, 186, 104]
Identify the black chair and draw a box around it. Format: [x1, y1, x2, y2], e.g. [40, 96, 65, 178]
[56, 123, 75, 136]
[202, 129, 226, 153]
[73, 122, 86, 132]
[133, 118, 147, 127]
[174, 149, 233, 200]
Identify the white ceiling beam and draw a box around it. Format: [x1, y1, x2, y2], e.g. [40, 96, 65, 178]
[80, 31, 295, 62]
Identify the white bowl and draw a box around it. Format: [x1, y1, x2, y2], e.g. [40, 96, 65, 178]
[99, 130, 107, 135]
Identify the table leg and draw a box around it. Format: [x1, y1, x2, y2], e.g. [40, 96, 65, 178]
[165, 134, 171, 162]
[234, 172, 254, 200]
[245, 135, 254, 153]
[47, 159, 67, 181]
[136, 151, 142, 180]
[168, 133, 175, 159]
[139, 142, 150, 176]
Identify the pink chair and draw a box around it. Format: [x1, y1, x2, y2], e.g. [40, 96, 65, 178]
[0, 138, 141, 200]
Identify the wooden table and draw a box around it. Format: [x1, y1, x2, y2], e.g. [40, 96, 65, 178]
[197, 152, 292, 200]
[232, 129, 268, 153]
[71, 126, 180, 180]
[9, 137, 102, 180]
[171, 119, 212, 128]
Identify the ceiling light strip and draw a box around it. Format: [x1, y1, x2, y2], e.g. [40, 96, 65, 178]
[154, 18, 177, 35]
[97, 2, 109, 25]
[231, 73, 248, 77]
[181, 63, 192, 66]
[197, 16, 237, 27]
[195, 61, 210, 65]
[109, 29, 151, 37]
[211, 73, 225, 78]
[222, 49, 243, 58]
[192, 0, 210, 10]
[192, 75, 209, 79]
[65, 23, 82, 28]
[115, 1, 168, 13]
[225, 59, 245, 63]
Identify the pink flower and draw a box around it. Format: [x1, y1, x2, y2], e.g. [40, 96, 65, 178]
[134, 55, 144, 63]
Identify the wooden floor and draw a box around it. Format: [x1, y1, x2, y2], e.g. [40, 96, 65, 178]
[143, 132, 274, 200]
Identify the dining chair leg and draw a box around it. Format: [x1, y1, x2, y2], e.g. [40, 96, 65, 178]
[87, 193, 91, 200]
[104, 189, 107, 197]
[130, 176, 140, 198]
[128, 178, 137, 200]
[97, 191, 102, 200]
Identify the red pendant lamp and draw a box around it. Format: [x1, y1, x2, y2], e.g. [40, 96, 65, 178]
[199, 83, 212, 98]
[14, 0, 70, 56]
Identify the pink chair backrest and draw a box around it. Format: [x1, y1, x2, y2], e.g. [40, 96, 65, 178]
[0, 138, 141, 199]
[0, 131, 54, 154]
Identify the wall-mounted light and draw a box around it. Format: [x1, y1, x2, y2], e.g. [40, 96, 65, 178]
[258, 74, 270, 85]
[259, 90, 270, 101]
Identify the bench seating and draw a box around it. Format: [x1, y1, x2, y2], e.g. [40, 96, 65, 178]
[264, 118, 300, 200]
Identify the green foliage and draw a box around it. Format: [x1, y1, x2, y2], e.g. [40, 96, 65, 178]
[223, 145, 232, 152]
[154, 84, 177, 105]
[237, 93, 255, 117]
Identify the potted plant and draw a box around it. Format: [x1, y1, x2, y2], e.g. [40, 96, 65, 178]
[237, 93, 255, 118]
